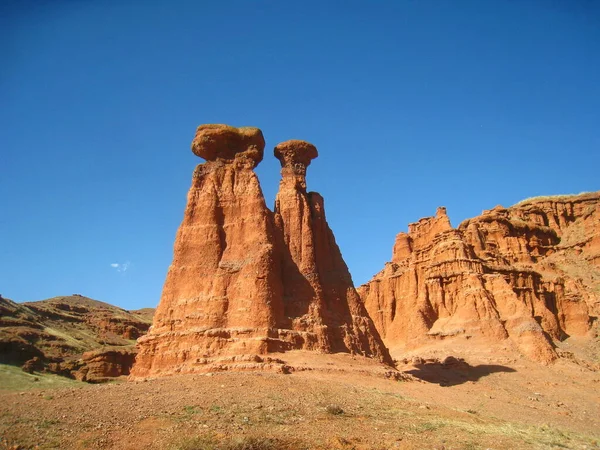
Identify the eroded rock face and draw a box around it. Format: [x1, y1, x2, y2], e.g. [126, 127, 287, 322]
[131, 127, 390, 377]
[359, 193, 600, 364]
[76, 348, 138, 383]
[132, 125, 286, 377]
[191, 124, 265, 165]
[274, 140, 390, 361]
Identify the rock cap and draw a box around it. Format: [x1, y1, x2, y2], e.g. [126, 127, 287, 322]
[274, 140, 318, 169]
[192, 124, 265, 165]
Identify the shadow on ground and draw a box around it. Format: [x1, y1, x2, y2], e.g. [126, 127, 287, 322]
[406, 361, 516, 386]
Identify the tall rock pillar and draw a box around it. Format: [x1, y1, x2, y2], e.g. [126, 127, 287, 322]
[131, 129, 393, 378]
[132, 125, 285, 377]
[273, 140, 391, 363]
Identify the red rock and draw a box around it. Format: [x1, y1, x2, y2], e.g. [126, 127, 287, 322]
[0, 295, 152, 380]
[76, 348, 137, 383]
[131, 127, 390, 378]
[132, 125, 286, 377]
[21, 357, 43, 374]
[191, 124, 265, 164]
[274, 140, 390, 361]
[359, 192, 600, 364]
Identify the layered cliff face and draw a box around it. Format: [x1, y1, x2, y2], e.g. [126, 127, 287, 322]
[76, 348, 138, 383]
[359, 193, 600, 364]
[273, 140, 390, 360]
[132, 125, 286, 377]
[132, 126, 389, 377]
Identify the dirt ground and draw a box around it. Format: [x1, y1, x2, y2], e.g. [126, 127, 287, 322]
[1, 343, 599, 450]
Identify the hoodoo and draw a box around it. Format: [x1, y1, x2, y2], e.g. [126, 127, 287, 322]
[359, 193, 600, 363]
[273, 140, 391, 360]
[131, 125, 390, 377]
[131, 125, 286, 377]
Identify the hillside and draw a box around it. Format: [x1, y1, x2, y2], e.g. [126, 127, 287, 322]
[0, 294, 154, 382]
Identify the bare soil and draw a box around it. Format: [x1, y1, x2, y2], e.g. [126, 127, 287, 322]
[1, 344, 599, 450]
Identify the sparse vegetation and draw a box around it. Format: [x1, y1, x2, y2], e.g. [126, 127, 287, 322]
[38, 418, 60, 429]
[398, 417, 599, 449]
[183, 405, 202, 415]
[1, 366, 599, 450]
[172, 435, 298, 450]
[513, 192, 593, 206]
[325, 404, 344, 415]
[0, 364, 80, 391]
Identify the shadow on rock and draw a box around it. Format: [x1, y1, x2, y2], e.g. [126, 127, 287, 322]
[404, 356, 516, 386]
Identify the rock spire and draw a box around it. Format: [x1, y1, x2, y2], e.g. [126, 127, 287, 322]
[131, 126, 390, 377]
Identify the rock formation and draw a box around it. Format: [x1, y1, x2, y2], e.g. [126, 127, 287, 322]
[0, 295, 153, 380]
[273, 140, 389, 358]
[131, 125, 390, 377]
[76, 348, 138, 383]
[359, 193, 600, 363]
[132, 125, 287, 376]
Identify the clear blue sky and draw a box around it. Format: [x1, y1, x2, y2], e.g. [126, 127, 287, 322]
[1, 1, 598, 310]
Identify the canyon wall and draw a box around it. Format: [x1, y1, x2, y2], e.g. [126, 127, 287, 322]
[359, 193, 600, 363]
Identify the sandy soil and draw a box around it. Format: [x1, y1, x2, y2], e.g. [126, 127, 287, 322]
[0, 346, 599, 450]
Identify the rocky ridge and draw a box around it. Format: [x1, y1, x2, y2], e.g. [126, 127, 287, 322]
[359, 192, 600, 363]
[131, 125, 390, 378]
[0, 295, 153, 381]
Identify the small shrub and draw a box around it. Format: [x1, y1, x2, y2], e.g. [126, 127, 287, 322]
[173, 435, 217, 450]
[226, 436, 281, 450]
[183, 405, 201, 415]
[172, 435, 293, 450]
[38, 419, 60, 429]
[325, 404, 344, 415]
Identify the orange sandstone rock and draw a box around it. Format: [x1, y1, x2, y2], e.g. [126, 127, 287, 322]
[131, 127, 391, 377]
[191, 124, 265, 165]
[274, 140, 390, 361]
[132, 125, 285, 377]
[359, 192, 600, 364]
[76, 348, 138, 383]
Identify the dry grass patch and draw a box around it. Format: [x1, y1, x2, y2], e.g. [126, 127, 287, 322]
[171, 434, 304, 450]
[398, 416, 600, 449]
[0, 364, 81, 391]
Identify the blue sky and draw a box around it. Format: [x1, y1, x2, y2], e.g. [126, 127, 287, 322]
[1, 0, 598, 310]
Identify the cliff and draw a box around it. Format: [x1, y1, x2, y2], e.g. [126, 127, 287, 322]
[359, 193, 600, 363]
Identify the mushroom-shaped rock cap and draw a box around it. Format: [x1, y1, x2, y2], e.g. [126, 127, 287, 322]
[192, 124, 265, 165]
[274, 140, 318, 168]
